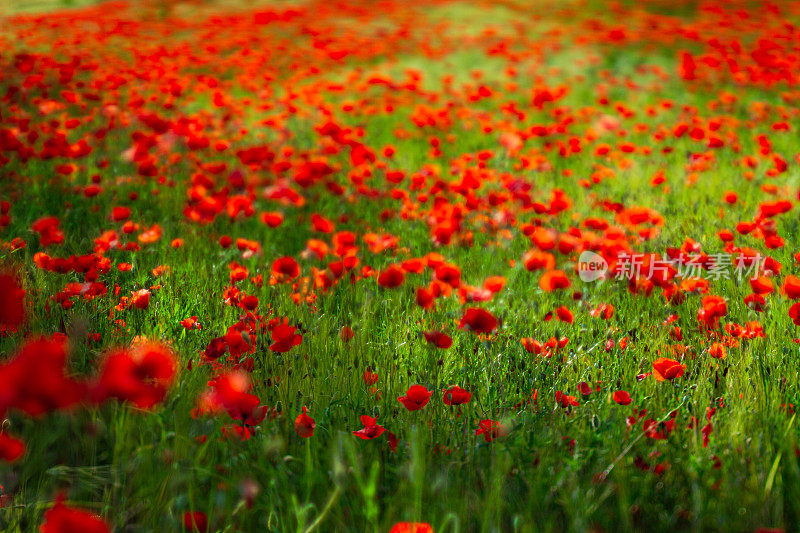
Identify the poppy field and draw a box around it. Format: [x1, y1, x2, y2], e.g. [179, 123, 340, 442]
[4, 0, 800, 531]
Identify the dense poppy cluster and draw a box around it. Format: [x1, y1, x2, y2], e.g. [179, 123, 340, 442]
[0, 276, 176, 528]
[3, 0, 800, 530]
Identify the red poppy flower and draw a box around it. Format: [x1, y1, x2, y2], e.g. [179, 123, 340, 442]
[221, 424, 253, 442]
[652, 357, 685, 381]
[340, 326, 355, 342]
[612, 390, 632, 405]
[180, 316, 201, 330]
[530, 226, 556, 250]
[443, 385, 471, 406]
[222, 389, 268, 427]
[643, 418, 676, 440]
[521, 338, 543, 355]
[387, 431, 399, 453]
[270, 323, 302, 352]
[130, 289, 150, 310]
[353, 415, 386, 439]
[540, 269, 571, 291]
[750, 276, 774, 295]
[398, 384, 432, 411]
[697, 295, 727, 328]
[40, 495, 109, 533]
[475, 419, 505, 442]
[0, 274, 25, 333]
[0, 433, 25, 462]
[744, 293, 766, 312]
[31, 216, 64, 247]
[717, 230, 734, 242]
[423, 331, 452, 349]
[92, 342, 177, 409]
[196, 371, 266, 427]
[401, 258, 425, 273]
[295, 407, 315, 438]
[555, 305, 574, 323]
[260, 211, 283, 228]
[477, 277, 502, 296]
[555, 390, 579, 408]
[363, 370, 379, 385]
[708, 342, 727, 359]
[435, 263, 461, 287]
[459, 307, 497, 334]
[377, 265, 405, 288]
[311, 213, 335, 233]
[137, 225, 162, 244]
[589, 303, 614, 320]
[783, 275, 800, 299]
[0, 336, 86, 417]
[790, 302, 800, 326]
[523, 250, 555, 271]
[111, 206, 131, 221]
[272, 256, 300, 280]
[203, 337, 227, 361]
[181, 511, 208, 532]
[416, 286, 435, 309]
[224, 328, 253, 357]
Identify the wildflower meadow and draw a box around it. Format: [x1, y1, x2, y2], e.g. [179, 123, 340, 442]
[2, 0, 800, 531]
